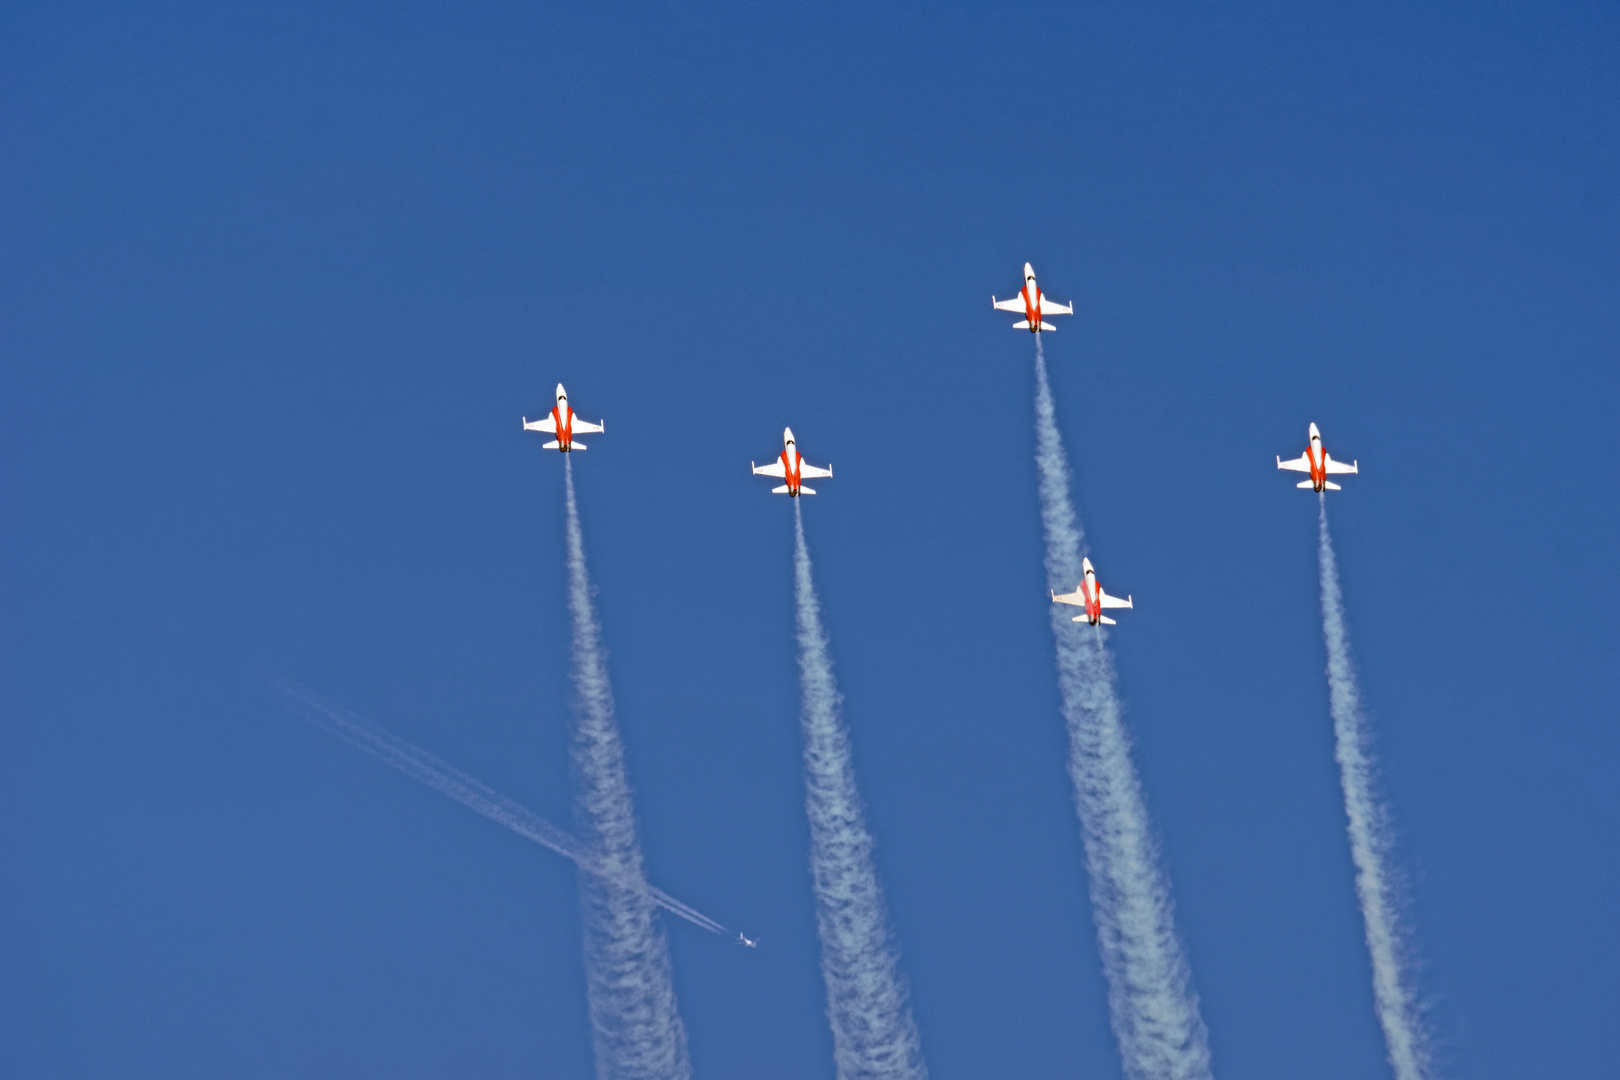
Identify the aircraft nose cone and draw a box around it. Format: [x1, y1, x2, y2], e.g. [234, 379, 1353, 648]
[1308, 422, 1320, 437]
[556, 383, 567, 399]
[1024, 261, 1036, 280]
[1081, 557, 1094, 573]
[783, 426, 795, 444]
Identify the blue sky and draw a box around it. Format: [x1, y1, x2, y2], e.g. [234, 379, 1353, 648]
[3, 2, 1618, 1077]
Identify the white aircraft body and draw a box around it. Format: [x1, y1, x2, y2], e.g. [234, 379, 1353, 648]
[1051, 557, 1134, 626]
[522, 384, 604, 452]
[1277, 422, 1358, 492]
[993, 262, 1074, 332]
[752, 428, 832, 496]
[737, 933, 758, 948]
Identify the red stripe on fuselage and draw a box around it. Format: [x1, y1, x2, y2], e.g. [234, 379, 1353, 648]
[783, 449, 799, 495]
[553, 405, 574, 451]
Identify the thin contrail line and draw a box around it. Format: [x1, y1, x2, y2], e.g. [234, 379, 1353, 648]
[278, 681, 725, 935]
[565, 456, 692, 1080]
[1032, 339, 1213, 1080]
[793, 500, 928, 1080]
[1317, 498, 1431, 1080]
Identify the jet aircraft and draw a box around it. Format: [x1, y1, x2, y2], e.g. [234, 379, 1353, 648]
[522, 384, 604, 452]
[1052, 557, 1134, 626]
[752, 428, 832, 496]
[993, 262, 1074, 332]
[737, 934, 758, 949]
[1277, 423, 1358, 492]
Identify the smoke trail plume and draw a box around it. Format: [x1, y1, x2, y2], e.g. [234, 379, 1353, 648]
[1317, 499, 1431, 1080]
[1032, 340, 1213, 1080]
[564, 457, 692, 1080]
[792, 501, 927, 1080]
[279, 682, 726, 934]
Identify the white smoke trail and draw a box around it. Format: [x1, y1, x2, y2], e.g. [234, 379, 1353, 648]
[1032, 340, 1213, 1080]
[278, 682, 726, 934]
[564, 457, 692, 1080]
[792, 501, 928, 1080]
[1317, 498, 1431, 1080]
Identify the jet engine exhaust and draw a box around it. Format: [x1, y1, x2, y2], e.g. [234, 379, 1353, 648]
[564, 456, 693, 1080]
[1032, 338, 1213, 1080]
[1317, 497, 1432, 1080]
[792, 500, 928, 1080]
[278, 682, 726, 935]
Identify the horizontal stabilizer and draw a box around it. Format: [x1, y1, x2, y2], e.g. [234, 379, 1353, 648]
[542, 440, 561, 450]
[1297, 479, 1317, 489]
[1071, 614, 1090, 623]
[1013, 320, 1032, 330]
[1098, 615, 1116, 625]
[771, 485, 791, 494]
[1323, 480, 1340, 490]
[1039, 322, 1057, 331]
[798, 485, 816, 495]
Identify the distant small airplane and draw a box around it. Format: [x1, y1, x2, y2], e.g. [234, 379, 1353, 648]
[1052, 557, 1134, 626]
[737, 933, 758, 949]
[1277, 423, 1358, 492]
[752, 427, 832, 496]
[993, 262, 1074, 333]
[522, 384, 604, 452]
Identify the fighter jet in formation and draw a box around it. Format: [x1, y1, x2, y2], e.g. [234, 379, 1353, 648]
[523, 384, 604, 452]
[752, 427, 833, 496]
[1052, 557, 1134, 626]
[1277, 423, 1358, 492]
[993, 262, 1074, 333]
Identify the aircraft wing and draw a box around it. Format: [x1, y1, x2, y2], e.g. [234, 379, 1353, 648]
[752, 460, 787, 478]
[1041, 298, 1074, 315]
[1051, 589, 1086, 607]
[992, 296, 1026, 312]
[799, 462, 833, 480]
[572, 418, 605, 435]
[1324, 455, 1358, 474]
[523, 415, 557, 433]
[1276, 453, 1312, 473]
[1099, 592, 1133, 609]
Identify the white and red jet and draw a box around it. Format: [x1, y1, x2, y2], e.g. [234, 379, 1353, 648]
[522, 384, 604, 452]
[1277, 423, 1358, 492]
[1051, 557, 1134, 626]
[751, 428, 832, 496]
[992, 262, 1075, 333]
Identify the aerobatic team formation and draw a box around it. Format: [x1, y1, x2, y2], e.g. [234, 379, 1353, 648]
[523, 261, 1360, 630]
[295, 260, 1426, 1080]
